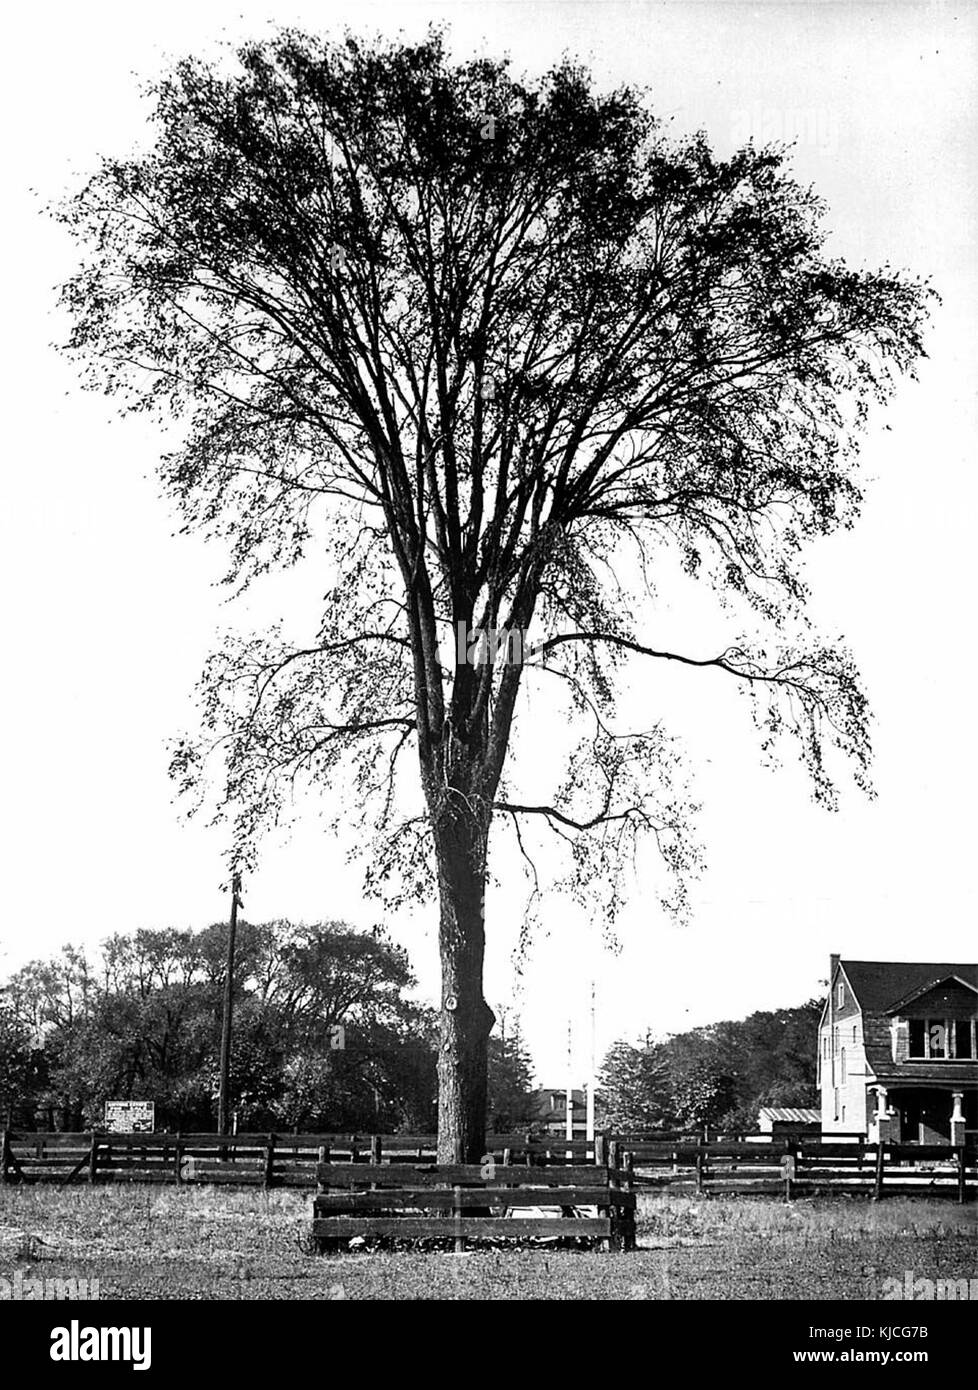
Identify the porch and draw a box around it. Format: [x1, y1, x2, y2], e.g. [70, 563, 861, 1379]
[867, 1083, 977, 1145]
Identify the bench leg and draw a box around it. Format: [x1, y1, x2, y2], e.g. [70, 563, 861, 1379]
[598, 1204, 612, 1252]
[624, 1210, 637, 1252]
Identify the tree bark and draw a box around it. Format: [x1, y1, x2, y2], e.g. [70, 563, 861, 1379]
[432, 805, 496, 1164]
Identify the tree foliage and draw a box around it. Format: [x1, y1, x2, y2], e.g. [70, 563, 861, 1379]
[600, 998, 822, 1131]
[57, 29, 931, 913]
[598, 1035, 674, 1131]
[0, 922, 435, 1131]
[0, 1003, 43, 1126]
[487, 1022, 536, 1130]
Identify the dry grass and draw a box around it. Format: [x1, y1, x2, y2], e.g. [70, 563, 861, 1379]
[0, 1185, 974, 1300]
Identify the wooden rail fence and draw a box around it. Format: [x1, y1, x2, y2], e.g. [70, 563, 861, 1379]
[0, 1131, 601, 1188]
[1, 1130, 973, 1201]
[627, 1138, 977, 1201]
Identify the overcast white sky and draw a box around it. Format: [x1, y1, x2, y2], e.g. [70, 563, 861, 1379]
[1, 0, 975, 1082]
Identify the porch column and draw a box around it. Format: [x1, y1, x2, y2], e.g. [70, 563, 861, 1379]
[869, 1085, 892, 1143]
[950, 1092, 965, 1147]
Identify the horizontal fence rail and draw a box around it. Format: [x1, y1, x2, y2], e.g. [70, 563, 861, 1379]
[1, 1129, 974, 1200]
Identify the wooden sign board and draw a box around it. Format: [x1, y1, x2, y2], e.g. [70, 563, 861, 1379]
[104, 1101, 155, 1134]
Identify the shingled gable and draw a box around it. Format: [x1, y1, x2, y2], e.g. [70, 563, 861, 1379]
[884, 974, 978, 1015]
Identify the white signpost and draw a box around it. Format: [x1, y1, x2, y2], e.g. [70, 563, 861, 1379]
[103, 1101, 155, 1134]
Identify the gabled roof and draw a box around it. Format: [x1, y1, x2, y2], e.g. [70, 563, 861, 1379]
[839, 960, 978, 1014]
[758, 1107, 820, 1124]
[533, 1088, 585, 1106]
[885, 974, 978, 1015]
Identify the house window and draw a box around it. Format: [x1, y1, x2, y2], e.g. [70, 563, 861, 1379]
[834, 1089, 839, 1121]
[852, 1024, 858, 1044]
[907, 1017, 975, 1059]
[840, 1048, 847, 1083]
[954, 1020, 976, 1059]
[837, 983, 844, 1008]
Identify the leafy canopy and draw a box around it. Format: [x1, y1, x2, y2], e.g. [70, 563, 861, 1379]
[58, 29, 932, 921]
[0, 921, 433, 1130]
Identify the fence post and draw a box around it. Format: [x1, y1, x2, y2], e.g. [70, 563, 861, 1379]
[695, 1135, 704, 1194]
[264, 1133, 275, 1190]
[957, 1145, 966, 1205]
[0, 1129, 9, 1185]
[349, 1134, 360, 1164]
[88, 1132, 98, 1186]
[370, 1134, 382, 1167]
[594, 1133, 607, 1170]
[873, 1142, 886, 1202]
[623, 1151, 637, 1251]
[453, 1184, 464, 1253]
[174, 1132, 183, 1185]
[782, 1144, 796, 1201]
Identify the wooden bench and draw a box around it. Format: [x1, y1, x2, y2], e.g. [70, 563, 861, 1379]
[312, 1161, 637, 1252]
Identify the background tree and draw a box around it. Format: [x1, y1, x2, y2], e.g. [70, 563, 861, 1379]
[487, 1020, 536, 1130]
[1, 946, 98, 1129]
[0, 922, 428, 1131]
[598, 1036, 673, 1132]
[0, 1003, 43, 1128]
[58, 30, 931, 1159]
[670, 1059, 739, 1131]
[600, 996, 821, 1132]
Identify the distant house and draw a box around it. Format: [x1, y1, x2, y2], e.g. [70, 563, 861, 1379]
[531, 1088, 590, 1136]
[818, 956, 978, 1144]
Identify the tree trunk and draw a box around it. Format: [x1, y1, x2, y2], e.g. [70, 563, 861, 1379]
[433, 808, 496, 1164]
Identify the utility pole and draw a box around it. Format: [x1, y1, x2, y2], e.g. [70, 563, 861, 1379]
[586, 979, 596, 1144]
[217, 871, 242, 1136]
[566, 1017, 574, 1155]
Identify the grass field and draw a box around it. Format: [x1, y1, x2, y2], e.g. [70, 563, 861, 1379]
[1, 1187, 974, 1300]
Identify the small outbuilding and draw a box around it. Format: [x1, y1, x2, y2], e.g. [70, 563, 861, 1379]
[757, 1106, 821, 1138]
